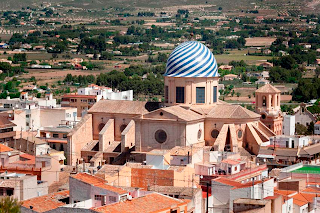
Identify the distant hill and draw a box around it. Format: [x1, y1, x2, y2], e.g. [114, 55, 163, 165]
[0, 0, 259, 10]
[0, 0, 309, 12]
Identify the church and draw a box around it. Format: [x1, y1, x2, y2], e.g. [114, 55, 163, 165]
[67, 41, 282, 166]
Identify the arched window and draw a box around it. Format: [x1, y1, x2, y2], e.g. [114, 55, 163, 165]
[237, 130, 243, 139]
[198, 129, 202, 140]
[211, 129, 219, 139]
[262, 96, 266, 107]
[277, 95, 279, 107]
[98, 123, 105, 131]
[271, 97, 273, 107]
[155, 130, 167, 143]
[120, 124, 127, 132]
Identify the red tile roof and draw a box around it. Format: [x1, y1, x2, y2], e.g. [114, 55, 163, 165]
[12, 153, 36, 165]
[302, 187, 320, 193]
[92, 193, 189, 213]
[292, 193, 317, 207]
[274, 189, 297, 197]
[72, 173, 127, 194]
[315, 121, 320, 125]
[0, 116, 16, 128]
[221, 159, 241, 165]
[213, 177, 243, 187]
[0, 144, 13, 152]
[21, 190, 69, 212]
[63, 94, 96, 99]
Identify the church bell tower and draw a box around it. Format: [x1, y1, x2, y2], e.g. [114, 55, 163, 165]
[255, 84, 283, 135]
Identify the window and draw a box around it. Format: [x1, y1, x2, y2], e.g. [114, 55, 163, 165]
[165, 86, 169, 103]
[261, 114, 266, 119]
[213, 86, 217, 102]
[237, 130, 243, 139]
[95, 195, 103, 201]
[196, 87, 205, 103]
[176, 87, 185, 103]
[109, 196, 116, 202]
[155, 130, 167, 143]
[6, 189, 13, 196]
[198, 129, 202, 140]
[211, 129, 219, 138]
[53, 134, 59, 138]
[262, 96, 266, 106]
[63, 134, 67, 138]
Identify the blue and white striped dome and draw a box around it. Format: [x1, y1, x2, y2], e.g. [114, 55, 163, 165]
[164, 41, 218, 77]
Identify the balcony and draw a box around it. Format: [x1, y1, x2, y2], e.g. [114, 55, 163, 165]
[0, 131, 16, 139]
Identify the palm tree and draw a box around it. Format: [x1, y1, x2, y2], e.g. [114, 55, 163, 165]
[0, 196, 21, 213]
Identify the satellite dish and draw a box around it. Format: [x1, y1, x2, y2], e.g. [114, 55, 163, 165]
[7, 152, 11, 156]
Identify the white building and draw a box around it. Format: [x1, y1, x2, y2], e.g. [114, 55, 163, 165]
[211, 177, 274, 212]
[77, 84, 133, 101]
[283, 115, 295, 136]
[270, 135, 310, 148]
[0, 92, 56, 112]
[0, 172, 48, 201]
[314, 121, 320, 135]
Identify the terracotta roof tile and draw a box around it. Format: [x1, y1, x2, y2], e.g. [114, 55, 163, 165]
[72, 173, 127, 194]
[203, 105, 260, 119]
[256, 84, 281, 93]
[292, 193, 317, 207]
[0, 144, 13, 152]
[0, 116, 16, 128]
[213, 177, 243, 187]
[274, 189, 297, 196]
[302, 187, 320, 193]
[21, 190, 69, 212]
[221, 159, 241, 165]
[92, 193, 189, 213]
[88, 100, 148, 115]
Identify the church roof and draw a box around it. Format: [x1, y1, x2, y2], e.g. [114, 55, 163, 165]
[88, 100, 148, 115]
[164, 41, 218, 77]
[161, 106, 204, 121]
[256, 84, 281, 93]
[192, 104, 260, 119]
[141, 105, 204, 122]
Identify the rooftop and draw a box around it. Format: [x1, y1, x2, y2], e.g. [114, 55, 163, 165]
[255, 83, 281, 93]
[191, 104, 260, 120]
[291, 165, 320, 174]
[233, 198, 269, 205]
[72, 173, 127, 194]
[88, 100, 148, 115]
[62, 94, 96, 99]
[92, 193, 189, 213]
[0, 116, 16, 129]
[21, 190, 69, 212]
[0, 144, 13, 152]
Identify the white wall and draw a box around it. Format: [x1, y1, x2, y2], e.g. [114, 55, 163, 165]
[284, 115, 295, 136]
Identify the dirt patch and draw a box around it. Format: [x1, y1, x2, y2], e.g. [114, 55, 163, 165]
[245, 37, 277, 47]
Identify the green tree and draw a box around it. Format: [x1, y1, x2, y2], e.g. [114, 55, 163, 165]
[236, 92, 241, 97]
[296, 124, 307, 135]
[0, 196, 21, 213]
